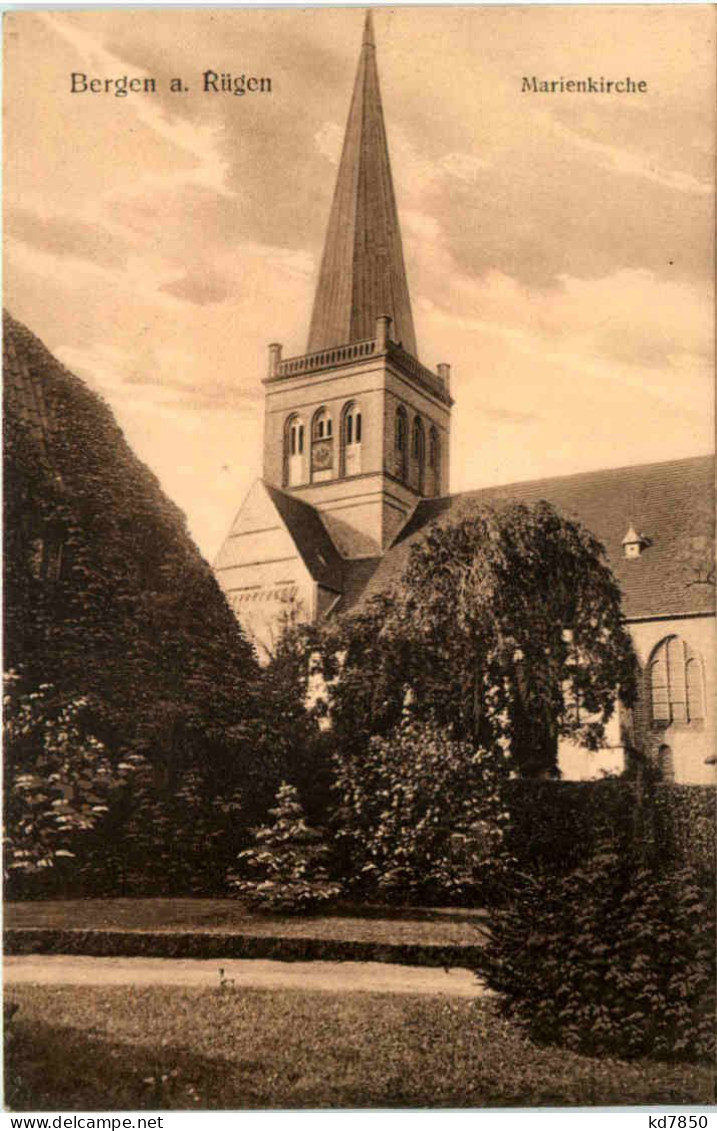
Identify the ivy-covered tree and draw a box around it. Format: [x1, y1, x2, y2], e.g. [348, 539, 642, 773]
[312, 501, 637, 778]
[3, 312, 305, 892]
[229, 782, 341, 912]
[4, 313, 262, 776]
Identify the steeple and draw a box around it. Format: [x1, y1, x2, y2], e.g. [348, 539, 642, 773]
[307, 11, 418, 358]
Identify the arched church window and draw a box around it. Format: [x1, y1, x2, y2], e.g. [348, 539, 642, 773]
[411, 416, 425, 493]
[395, 406, 408, 480]
[686, 657, 705, 721]
[342, 401, 362, 477]
[429, 426, 441, 496]
[345, 403, 362, 446]
[285, 414, 306, 487]
[648, 636, 704, 725]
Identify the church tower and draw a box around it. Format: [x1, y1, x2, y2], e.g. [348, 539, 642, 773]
[261, 11, 452, 557]
[214, 12, 453, 654]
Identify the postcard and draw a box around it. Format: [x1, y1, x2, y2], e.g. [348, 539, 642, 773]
[4, 5, 715, 1115]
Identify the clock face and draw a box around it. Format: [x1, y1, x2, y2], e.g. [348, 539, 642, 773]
[312, 441, 333, 470]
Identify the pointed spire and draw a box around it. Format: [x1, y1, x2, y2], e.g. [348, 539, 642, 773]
[363, 9, 375, 47]
[307, 10, 417, 357]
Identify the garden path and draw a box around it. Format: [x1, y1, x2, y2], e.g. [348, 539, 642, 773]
[5, 955, 487, 997]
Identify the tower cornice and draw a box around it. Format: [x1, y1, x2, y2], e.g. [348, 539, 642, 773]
[262, 328, 453, 408]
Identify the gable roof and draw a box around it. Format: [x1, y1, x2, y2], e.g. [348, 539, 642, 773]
[338, 456, 715, 622]
[265, 483, 344, 593]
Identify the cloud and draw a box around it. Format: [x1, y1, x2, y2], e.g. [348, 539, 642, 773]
[440, 152, 492, 183]
[427, 262, 711, 380]
[480, 403, 539, 425]
[42, 13, 232, 198]
[6, 206, 130, 268]
[553, 121, 713, 197]
[314, 122, 343, 165]
[161, 269, 232, 306]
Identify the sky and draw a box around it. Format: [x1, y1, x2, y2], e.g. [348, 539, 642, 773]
[4, 5, 715, 561]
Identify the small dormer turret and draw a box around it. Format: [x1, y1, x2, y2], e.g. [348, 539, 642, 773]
[622, 523, 650, 559]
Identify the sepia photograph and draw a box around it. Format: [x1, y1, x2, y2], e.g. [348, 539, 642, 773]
[3, 3, 715, 1112]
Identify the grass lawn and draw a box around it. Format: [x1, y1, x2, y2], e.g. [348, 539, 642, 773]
[6, 984, 713, 1110]
[5, 898, 486, 948]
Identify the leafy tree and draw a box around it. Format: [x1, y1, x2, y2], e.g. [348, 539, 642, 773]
[333, 718, 511, 902]
[229, 782, 342, 912]
[312, 501, 637, 777]
[260, 619, 334, 822]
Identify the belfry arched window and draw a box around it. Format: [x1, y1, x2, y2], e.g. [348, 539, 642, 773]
[411, 416, 425, 493]
[342, 401, 362, 477]
[285, 414, 306, 487]
[648, 636, 704, 725]
[311, 406, 334, 482]
[313, 407, 333, 441]
[395, 406, 408, 481]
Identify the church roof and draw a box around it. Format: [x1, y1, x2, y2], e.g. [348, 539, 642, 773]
[265, 483, 344, 592]
[306, 11, 417, 357]
[337, 455, 715, 622]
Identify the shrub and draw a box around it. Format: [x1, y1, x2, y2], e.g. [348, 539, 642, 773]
[481, 846, 716, 1062]
[332, 719, 511, 903]
[228, 782, 341, 913]
[75, 763, 244, 898]
[3, 677, 141, 889]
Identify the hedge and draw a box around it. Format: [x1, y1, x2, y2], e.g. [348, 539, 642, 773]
[3, 928, 487, 971]
[504, 780, 715, 881]
[652, 784, 716, 880]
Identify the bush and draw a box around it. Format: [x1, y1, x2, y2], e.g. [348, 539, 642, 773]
[482, 847, 716, 1062]
[3, 678, 141, 890]
[73, 763, 244, 898]
[228, 782, 341, 913]
[332, 719, 511, 903]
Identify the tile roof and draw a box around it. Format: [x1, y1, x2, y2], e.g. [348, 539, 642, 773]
[338, 456, 715, 622]
[265, 483, 344, 592]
